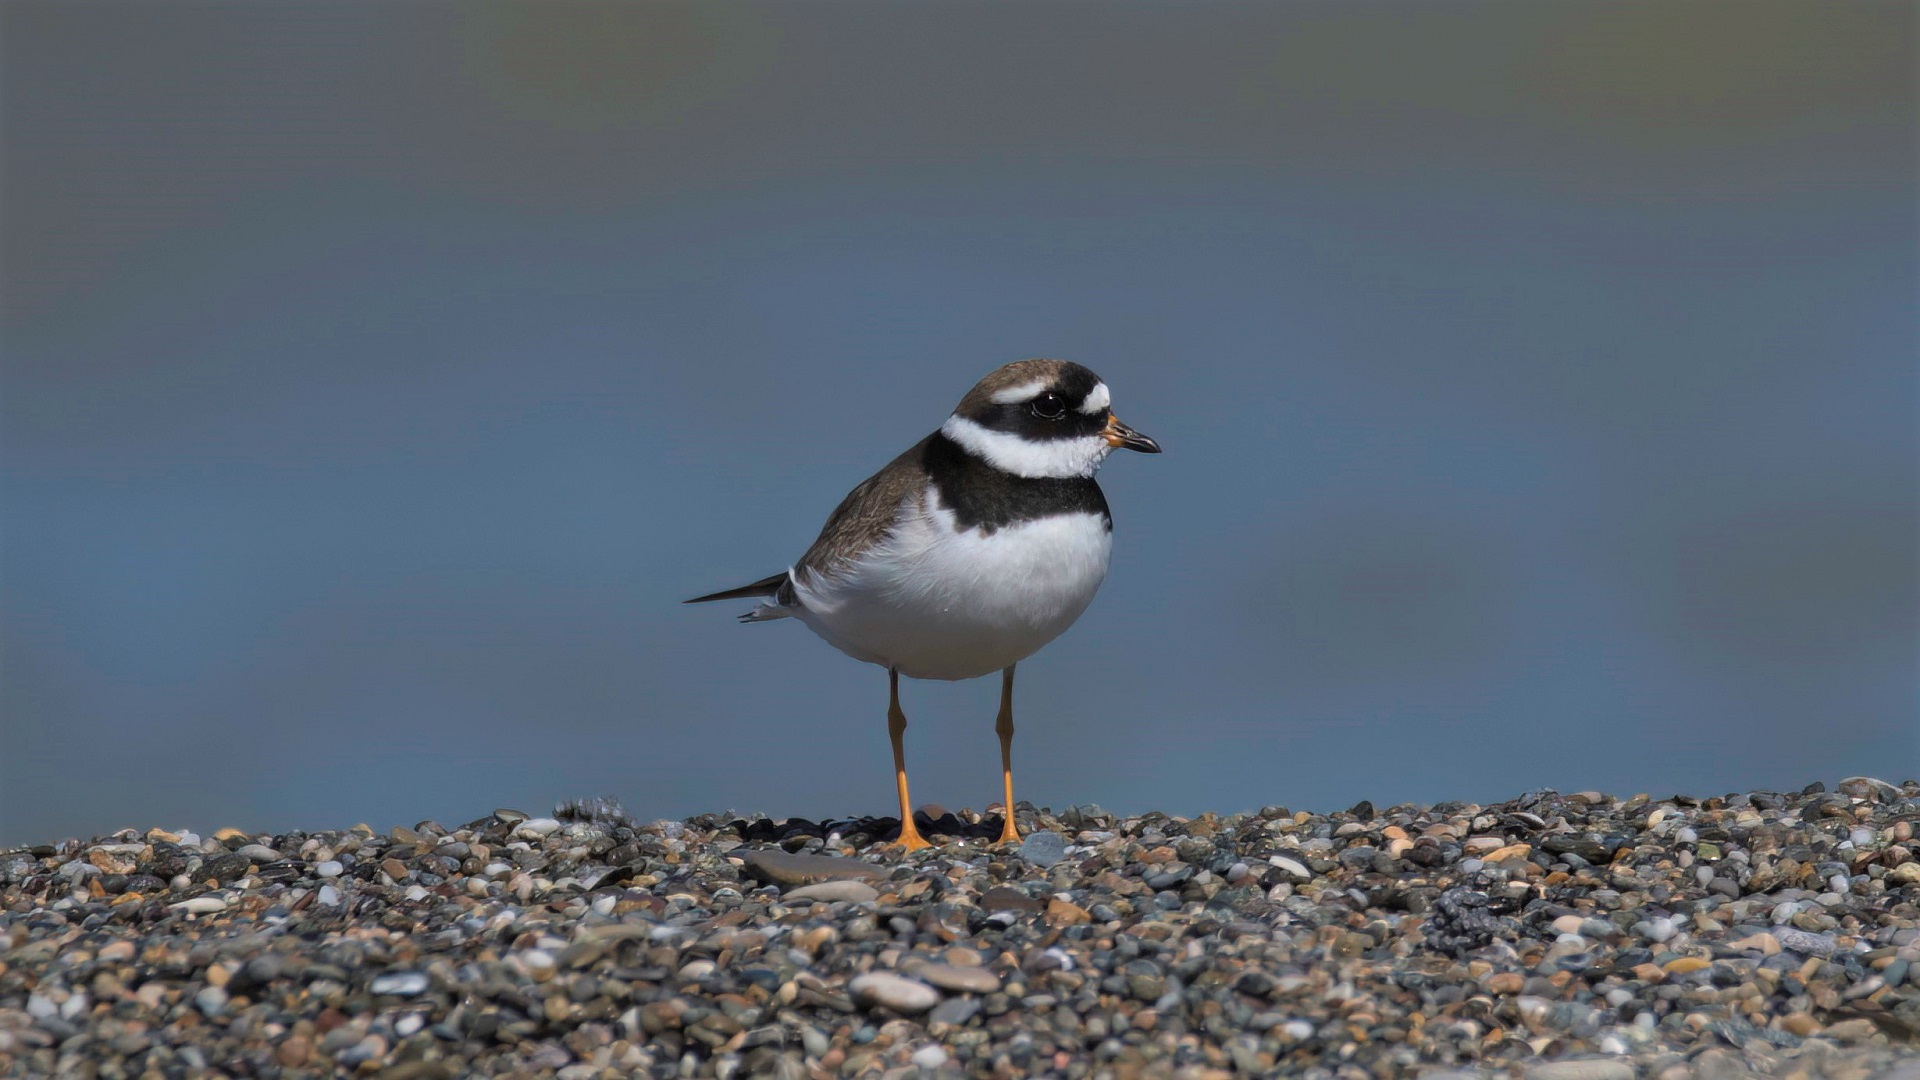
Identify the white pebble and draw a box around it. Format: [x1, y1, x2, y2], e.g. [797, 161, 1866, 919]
[1267, 856, 1311, 881]
[170, 896, 228, 915]
[522, 950, 557, 980]
[848, 972, 940, 1013]
[910, 1045, 949, 1069]
[512, 818, 563, 839]
[317, 885, 342, 907]
[314, 860, 344, 878]
[369, 971, 430, 996]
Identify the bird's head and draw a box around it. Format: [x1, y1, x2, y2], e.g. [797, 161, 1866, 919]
[940, 359, 1161, 479]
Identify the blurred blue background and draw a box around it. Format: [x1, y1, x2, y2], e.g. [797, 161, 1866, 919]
[3, 2, 1914, 844]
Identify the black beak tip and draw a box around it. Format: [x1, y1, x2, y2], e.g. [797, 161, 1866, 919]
[1129, 433, 1163, 454]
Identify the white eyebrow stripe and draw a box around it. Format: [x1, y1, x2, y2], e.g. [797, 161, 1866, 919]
[1079, 382, 1110, 415]
[989, 379, 1052, 405]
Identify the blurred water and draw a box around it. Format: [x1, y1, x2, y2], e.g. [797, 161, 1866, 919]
[2, 1, 1913, 843]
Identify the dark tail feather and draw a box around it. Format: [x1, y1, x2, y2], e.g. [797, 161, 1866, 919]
[684, 571, 789, 605]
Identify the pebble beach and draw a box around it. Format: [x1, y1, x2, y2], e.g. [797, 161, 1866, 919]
[4, 781, 1920, 1079]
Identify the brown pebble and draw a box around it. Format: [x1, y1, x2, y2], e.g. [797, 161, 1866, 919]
[1044, 898, 1090, 927]
[276, 1035, 312, 1067]
[381, 858, 408, 881]
[1780, 1013, 1821, 1037]
[1825, 1018, 1881, 1041]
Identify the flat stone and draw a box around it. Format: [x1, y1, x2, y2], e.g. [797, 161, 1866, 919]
[739, 850, 886, 887]
[907, 962, 1000, 994]
[1526, 1061, 1634, 1080]
[848, 972, 940, 1013]
[785, 880, 879, 904]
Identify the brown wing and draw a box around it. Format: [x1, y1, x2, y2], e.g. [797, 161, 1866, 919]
[792, 435, 932, 584]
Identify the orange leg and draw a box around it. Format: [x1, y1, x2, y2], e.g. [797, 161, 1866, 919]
[996, 665, 1020, 844]
[889, 668, 930, 851]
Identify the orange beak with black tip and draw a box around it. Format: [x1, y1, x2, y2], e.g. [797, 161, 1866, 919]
[1103, 415, 1162, 454]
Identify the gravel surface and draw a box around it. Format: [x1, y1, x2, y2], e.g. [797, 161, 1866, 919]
[5, 781, 1920, 1078]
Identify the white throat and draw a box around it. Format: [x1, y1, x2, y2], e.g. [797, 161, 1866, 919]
[940, 414, 1113, 479]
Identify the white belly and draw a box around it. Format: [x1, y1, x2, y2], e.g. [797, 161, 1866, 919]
[790, 493, 1112, 680]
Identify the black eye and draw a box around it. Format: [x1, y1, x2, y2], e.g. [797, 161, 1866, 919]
[1031, 392, 1067, 420]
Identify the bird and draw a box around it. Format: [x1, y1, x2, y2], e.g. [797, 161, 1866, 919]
[686, 359, 1161, 851]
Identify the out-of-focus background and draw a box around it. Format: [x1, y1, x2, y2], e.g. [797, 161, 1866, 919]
[3, 2, 1914, 845]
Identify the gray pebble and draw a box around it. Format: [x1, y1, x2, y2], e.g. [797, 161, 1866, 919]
[1020, 830, 1068, 867]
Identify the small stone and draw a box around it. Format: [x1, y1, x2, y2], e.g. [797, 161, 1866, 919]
[910, 1045, 949, 1069]
[336, 1034, 388, 1067]
[193, 986, 228, 1017]
[1774, 927, 1838, 957]
[276, 1035, 312, 1067]
[910, 963, 1001, 994]
[848, 972, 941, 1013]
[314, 860, 344, 878]
[512, 818, 563, 839]
[785, 880, 878, 904]
[928, 997, 981, 1026]
[981, 886, 1044, 912]
[369, 971, 430, 996]
[1019, 830, 1068, 867]
[1780, 1014, 1821, 1037]
[170, 896, 227, 915]
[1268, 855, 1312, 881]
[1825, 1017, 1880, 1040]
[1662, 956, 1710, 975]
[1044, 898, 1091, 926]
